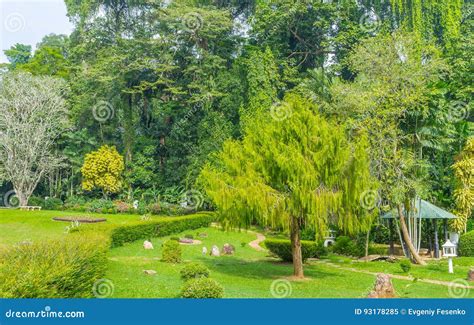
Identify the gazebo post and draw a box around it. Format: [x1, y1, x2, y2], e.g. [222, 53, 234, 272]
[389, 219, 395, 255]
[433, 219, 439, 259]
[443, 219, 448, 241]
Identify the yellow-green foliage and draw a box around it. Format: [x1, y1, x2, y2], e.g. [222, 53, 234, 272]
[81, 145, 125, 195]
[199, 94, 378, 239]
[451, 138, 474, 233]
[390, 0, 463, 49]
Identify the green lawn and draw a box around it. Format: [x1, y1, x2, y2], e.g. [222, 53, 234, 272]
[1, 209, 472, 298]
[106, 227, 474, 298]
[0, 209, 163, 246]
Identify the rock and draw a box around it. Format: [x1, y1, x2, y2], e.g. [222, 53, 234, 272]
[359, 255, 398, 263]
[143, 240, 154, 250]
[199, 233, 208, 238]
[222, 243, 235, 255]
[179, 238, 194, 244]
[468, 269, 474, 282]
[367, 274, 396, 298]
[210, 245, 220, 256]
[202, 246, 208, 255]
[143, 270, 157, 276]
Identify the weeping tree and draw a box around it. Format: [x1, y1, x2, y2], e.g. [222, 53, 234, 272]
[199, 94, 377, 278]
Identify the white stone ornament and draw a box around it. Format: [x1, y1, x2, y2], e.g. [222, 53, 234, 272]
[202, 246, 208, 255]
[210, 245, 220, 256]
[143, 240, 154, 250]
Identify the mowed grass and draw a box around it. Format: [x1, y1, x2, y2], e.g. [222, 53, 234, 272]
[322, 254, 474, 284]
[0, 209, 163, 246]
[1, 210, 472, 298]
[106, 227, 474, 298]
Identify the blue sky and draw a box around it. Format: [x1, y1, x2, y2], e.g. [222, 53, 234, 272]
[0, 0, 72, 63]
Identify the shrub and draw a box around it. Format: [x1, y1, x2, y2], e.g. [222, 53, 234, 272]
[181, 278, 224, 298]
[459, 230, 474, 256]
[264, 238, 326, 262]
[86, 199, 116, 214]
[147, 203, 161, 215]
[162, 240, 182, 263]
[180, 263, 210, 280]
[27, 196, 44, 207]
[109, 213, 214, 247]
[43, 197, 63, 210]
[332, 236, 364, 257]
[399, 259, 412, 273]
[114, 201, 131, 213]
[0, 236, 108, 298]
[368, 244, 389, 255]
[63, 196, 87, 212]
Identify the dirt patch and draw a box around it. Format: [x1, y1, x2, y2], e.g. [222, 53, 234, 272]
[52, 217, 107, 223]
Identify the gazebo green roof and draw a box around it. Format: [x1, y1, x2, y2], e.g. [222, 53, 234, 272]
[381, 199, 457, 220]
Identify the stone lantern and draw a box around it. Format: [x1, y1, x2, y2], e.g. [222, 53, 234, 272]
[442, 239, 457, 274]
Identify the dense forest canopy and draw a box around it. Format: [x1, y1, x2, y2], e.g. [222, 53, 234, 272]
[0, 0, 472, 223]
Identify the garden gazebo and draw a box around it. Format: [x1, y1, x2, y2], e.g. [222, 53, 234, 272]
[381, 199, 457, 258]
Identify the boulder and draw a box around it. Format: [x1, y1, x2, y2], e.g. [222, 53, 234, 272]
[143, 240, 154, 250]
[210, 245, 220, 256]
[367, 274, 396, 298]
[468, 269, 474, 282]
[222, 243, 235, 255]
[143, 270, 157, 276]
[179, 238, 194, 244]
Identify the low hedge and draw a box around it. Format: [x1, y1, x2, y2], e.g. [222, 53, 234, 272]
[109, 213, 214, 247]
[0, 236, 108, 298]
[181, 278, 224, 298]
[459, 230, 474, 257]
[264, 238, 326, 262]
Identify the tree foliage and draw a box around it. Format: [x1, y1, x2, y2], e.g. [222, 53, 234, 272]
[199, 94, 377, 276]
[81, 145, 125, 196]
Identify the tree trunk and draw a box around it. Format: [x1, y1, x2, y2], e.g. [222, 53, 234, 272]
[290, 216, 304, 278]
[397, 205, 426, 265]
[365, 229, 370, 258]
[14, 189, 28, 207]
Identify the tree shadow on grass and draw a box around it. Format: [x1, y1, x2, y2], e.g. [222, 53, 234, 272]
[194, 255, 344, 281]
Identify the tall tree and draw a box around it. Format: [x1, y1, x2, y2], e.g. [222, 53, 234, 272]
[0, 72, 68, 206]
[199, 94, 376, 277]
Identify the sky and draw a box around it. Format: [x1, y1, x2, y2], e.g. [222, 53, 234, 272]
[0, 0, 73, 63]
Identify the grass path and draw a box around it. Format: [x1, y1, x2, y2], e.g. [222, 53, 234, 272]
[315, 260, 474, 289]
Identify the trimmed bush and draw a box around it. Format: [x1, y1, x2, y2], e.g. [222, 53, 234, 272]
[0, 236, 108, 298]
[332, 236, 364, 257]
[109, 213, 214, 247]
[399, 259, 412, 273]
[181, 278, 224, 298]
[180, 263, 210, 280]
[264, 238, 326, 262]
[162, 240, 182, 263]
[459, 230, 474, 257]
